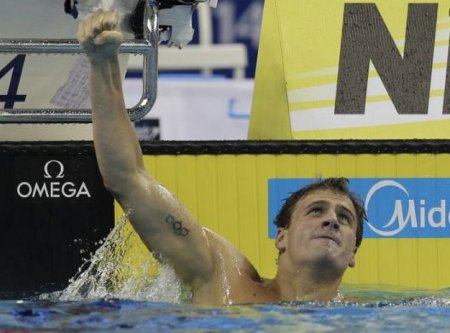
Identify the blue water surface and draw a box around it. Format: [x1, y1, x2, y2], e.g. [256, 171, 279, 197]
[2, 289, 450, 333]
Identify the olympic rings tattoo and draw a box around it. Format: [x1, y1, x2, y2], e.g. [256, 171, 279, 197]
[165, 214, 190, 236]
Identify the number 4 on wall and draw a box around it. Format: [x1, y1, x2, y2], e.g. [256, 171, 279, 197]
[0, 55, 26, 109]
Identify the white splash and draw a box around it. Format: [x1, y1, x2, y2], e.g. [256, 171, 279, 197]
[40, 213, 190, 303]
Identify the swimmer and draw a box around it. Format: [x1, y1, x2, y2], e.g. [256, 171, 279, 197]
[77, 9, 366, 305]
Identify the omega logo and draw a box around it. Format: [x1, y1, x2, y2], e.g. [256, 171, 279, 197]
[16, 159, 91, 199]
[43, 160, 65, 179]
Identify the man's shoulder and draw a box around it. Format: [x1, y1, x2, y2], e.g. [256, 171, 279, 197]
[202, 227, 261, 281]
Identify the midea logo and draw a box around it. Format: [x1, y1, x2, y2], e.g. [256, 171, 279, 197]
[17, 160, 91, 199]
[365, 180, 447, 237]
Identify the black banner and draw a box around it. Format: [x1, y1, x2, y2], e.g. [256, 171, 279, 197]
[0, 147, 114, 298]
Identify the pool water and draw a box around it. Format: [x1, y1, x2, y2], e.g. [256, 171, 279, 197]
[2, 293, 450, 332]
[2, 216, 450, 332]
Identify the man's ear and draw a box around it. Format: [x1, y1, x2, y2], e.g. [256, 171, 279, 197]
[348, 247, 357, 268]
[275, 228, 287, 253]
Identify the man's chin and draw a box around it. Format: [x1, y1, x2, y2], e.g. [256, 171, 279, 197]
[310, 252, 347, 276]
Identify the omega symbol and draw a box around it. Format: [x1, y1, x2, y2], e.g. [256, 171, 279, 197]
[43, 160, 65, 179]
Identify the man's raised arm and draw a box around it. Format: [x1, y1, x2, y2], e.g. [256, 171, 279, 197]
[77, 9, 214, 288]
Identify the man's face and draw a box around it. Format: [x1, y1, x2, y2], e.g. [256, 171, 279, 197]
[276, 189, 358, 275]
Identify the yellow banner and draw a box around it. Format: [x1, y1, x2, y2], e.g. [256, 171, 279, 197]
[249, 0, 450, 139]
[119, 150, 450, 290]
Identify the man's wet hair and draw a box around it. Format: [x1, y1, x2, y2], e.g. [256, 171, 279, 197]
[274, 177, 366, 248]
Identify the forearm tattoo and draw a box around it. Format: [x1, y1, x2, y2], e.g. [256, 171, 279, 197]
[165, 214, 190, 236]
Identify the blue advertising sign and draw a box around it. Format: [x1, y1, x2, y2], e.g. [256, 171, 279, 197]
[268, 178, 450, 239]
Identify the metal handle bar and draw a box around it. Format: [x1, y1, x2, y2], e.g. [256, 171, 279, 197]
[0, 0, 158, 123]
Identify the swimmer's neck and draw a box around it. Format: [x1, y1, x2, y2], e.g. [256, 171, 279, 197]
[265, 270, 342, 302]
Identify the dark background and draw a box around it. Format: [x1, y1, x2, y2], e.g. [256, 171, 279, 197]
[0, 147, 114, 299]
